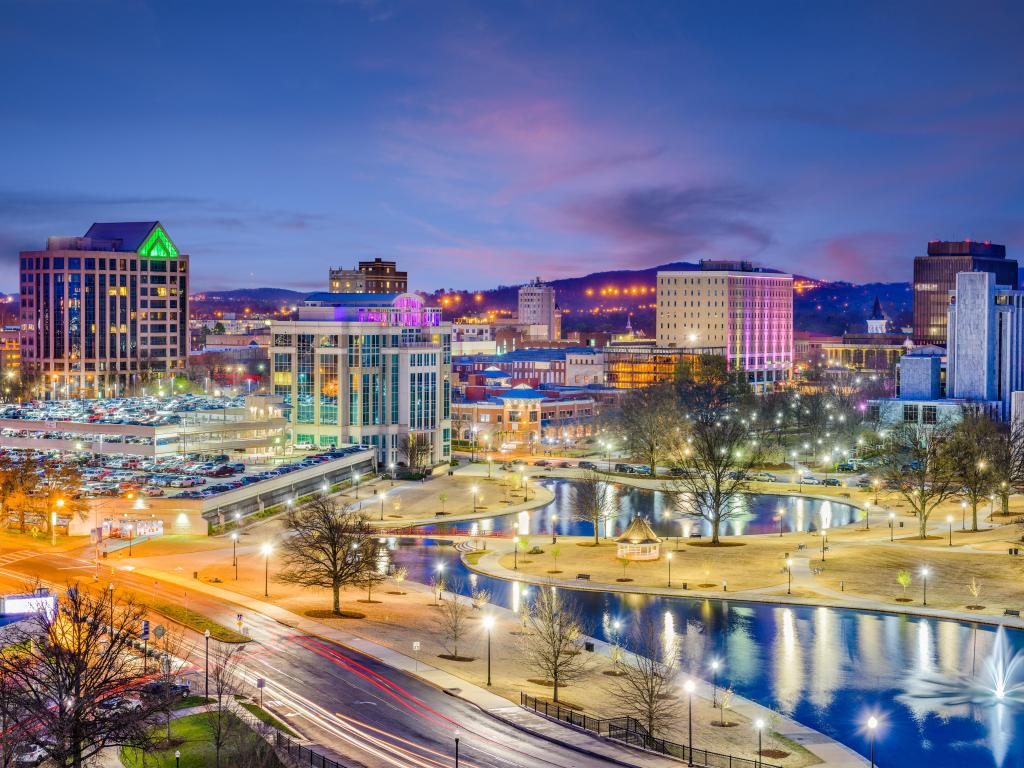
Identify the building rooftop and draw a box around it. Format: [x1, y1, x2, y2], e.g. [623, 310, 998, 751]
[303, 292, 404, 307]
[616, 516, 661, 544]
[83, 222, 161, 252]
[494, 384, 548, 400]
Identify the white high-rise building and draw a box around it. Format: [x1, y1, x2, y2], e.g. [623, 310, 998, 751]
[656, 261, 793, 391]
[270, 292, 452, 467]
[518, 279, 559, 340]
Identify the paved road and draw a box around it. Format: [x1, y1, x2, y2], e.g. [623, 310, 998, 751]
[0, 549, 632, 768]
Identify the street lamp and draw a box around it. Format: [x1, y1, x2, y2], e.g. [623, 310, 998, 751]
[921, 566, 930, 606]
[388, 463, 396, 486]
[821, 528, 827, 562]
[261, 543, 273, 597]
[487, 456, 493, 478]
[864, 502, 871, 531]
[961, 500, 967, 530]
[755, 719, 765, 768]
[175, 750, 180, 768]
[483, 615, 494, 686]
[550, 513, 557, 544]
[380, 492, 387, 521]
[471, 486, 478, 514]
[454, 729, 461, 768]
[666, 552, 673, 588]
[947, 515, 953, 547]
[684, 679, 695, 766]
[710, 659, 720, 707]
[888, 511, 895, 542]
[126, 523, 134, 557]
[776, 506, 784, 537]
[872, 478, 880, 505]
[204, 629, 210, 699]
[353, 472, 361, 498]
[786, 558, 793, 595]
[52, 498, 65, 546]
[867, 716, 878, 768]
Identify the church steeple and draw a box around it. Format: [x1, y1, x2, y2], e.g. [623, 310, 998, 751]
[867, 297, 887, 334]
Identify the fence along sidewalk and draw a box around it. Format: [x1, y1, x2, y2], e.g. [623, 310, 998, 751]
[520, 693, 781, 768]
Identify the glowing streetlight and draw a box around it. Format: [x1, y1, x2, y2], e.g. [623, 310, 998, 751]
[230, 533, 239, 579]
[710, 659, 721, 707]
[867, 716, 879, 768]
[483, 615, 495, 686]
[947, 514, 954, 546]
[786, 558, 793, 595]
[755, 719, 765, 768]
[921, 566, 930, 606]
[471, 485, 479, 514]
[888, 511, 896, 542]
[261, 543, 273, 597]
[666, 552, 673, 587]
[380, 492, 387, 521]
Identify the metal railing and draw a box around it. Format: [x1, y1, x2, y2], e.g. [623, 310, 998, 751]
[274, 731, 359, 768]
[521, 693, 780, 768]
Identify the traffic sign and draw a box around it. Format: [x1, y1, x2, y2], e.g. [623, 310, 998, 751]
[140, 620, 150, 640]
[256, 678, 265, 689]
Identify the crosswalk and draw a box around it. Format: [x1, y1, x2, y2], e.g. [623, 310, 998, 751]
[0, 550, 38, 567]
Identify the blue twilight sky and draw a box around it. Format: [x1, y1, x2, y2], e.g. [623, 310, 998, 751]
[1, 0, 1022, 293]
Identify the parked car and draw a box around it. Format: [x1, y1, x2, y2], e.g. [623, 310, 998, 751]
[13, 745, 46, 766]
[558, 461, 572, 468]
[836, 462, 856, 472]
[822, 478, 842, 487]
[614, 463, 632, 473]
[533, 460, 550, 467]
[578, 461, 598, 470]
[800, 475, 823, 485]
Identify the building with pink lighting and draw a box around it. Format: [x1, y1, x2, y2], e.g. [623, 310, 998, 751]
[269, 292, 452, 467]
[655, 261, 793, 392]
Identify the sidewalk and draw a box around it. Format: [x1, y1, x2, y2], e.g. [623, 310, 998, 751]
[134, 567, 684, 768]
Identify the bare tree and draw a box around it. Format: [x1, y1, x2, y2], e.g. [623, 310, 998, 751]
[0, 455, 40, 532]
[401, 432, 431, 471]
[948, 414, 996, 530]
[614, 384, 681, 476]
[988, 417, 1024, 516]
[882, 423, 960, 538]
[668, 409, 766, 544]
[520, 587, 589, 703]
[206, 644, 245, 768]
[0, 586, 164, 768]
[570, 470, 614, 545]
[607, 623, 681, 738]
[434, 582, 473, 660]
[40, 461, 88, 535]
[277, 494, 383, 614]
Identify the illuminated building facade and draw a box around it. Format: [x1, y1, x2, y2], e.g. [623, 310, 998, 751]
[656, 261, 793, 391]
[912, 240, 1016, 346]
[603, 343, 723, 389]
[19, 222, 189, 398]
[0, 327, 20, 377]
[329, 258, 408, 294]
[452, 384, 595, 448]
[518, 279, 560, 340]
[270, 292, 452, 467]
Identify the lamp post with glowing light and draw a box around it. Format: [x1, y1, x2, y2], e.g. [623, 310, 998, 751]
[961, 500, 967, 530]
[353, 472, 360, 499]
[52, 498, 65, 546]
[231, 533, 239, 580]
[380, 492, 387, 521]
[471, 486, 478, 514]
[204, 629, 210, 698]
[126, 523, 134, 557]
[388, 463, 396, 486]
[550, 513, 557, 544]
[786, 558, 793, 595]
[867, 716, 878, 767]
[872, 478, 880, 505]
[483, 615, 494, 686]
[667, 552, 673, 587]
[888, 512, 895, 542]
[710, 659, 720, 707]
[755, 719, 765, 768]
[921, 566, 930, 606]
[947, 515, 954, 546]
[261, 543, 273, 597]
[684, 679, 695, 766]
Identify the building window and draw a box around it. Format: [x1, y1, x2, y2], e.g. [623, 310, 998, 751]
[903, 404, 919, 423]
[922, 405, 937, 425]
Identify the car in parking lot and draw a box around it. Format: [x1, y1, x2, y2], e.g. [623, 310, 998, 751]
[533, 459, 549, 467]
[13, 744, 46, 766]
[800, 475, 823, 485]
[578, 461, 598, 470]
[822, 478, 842, 487]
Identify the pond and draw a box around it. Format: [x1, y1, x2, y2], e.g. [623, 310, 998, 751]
[385, 479, 1022, 768]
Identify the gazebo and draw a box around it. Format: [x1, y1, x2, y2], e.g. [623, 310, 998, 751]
[616, 516, 662, 561]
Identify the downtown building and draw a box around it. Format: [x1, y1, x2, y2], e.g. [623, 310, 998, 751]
[19, 222, 188, 398]
[328, 258, 408, 294]
[656, 260, 793, 391]
[517, 279, 560, 341]
[269, 292, 452, 467]
[870, 270, 1024, 425]
[912, 240, 1016, 346]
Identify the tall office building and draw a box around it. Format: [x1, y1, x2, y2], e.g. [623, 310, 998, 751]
[518, 279, 560, 340]
[270, 292, 452, 467]
[912, 240, 1016, 346]
[329, 258, 408, 294]
[656, 260, 793, 391]
[19, 222, 189, 398]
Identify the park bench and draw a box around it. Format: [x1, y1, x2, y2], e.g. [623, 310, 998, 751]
[1005, 609, 1021, 617]
[576, 573, 591, 581]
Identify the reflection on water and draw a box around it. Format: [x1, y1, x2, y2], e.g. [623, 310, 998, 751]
[383, 533, 1024, 768]
[413, 479, 862, 540]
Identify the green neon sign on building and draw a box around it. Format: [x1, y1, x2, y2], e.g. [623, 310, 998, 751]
[138, 226, 179, 259]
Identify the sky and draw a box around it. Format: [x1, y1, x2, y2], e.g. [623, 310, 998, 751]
[1, 0, 1023, 293]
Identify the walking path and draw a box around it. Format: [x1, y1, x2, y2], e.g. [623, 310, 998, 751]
[133, 567, 688, 768]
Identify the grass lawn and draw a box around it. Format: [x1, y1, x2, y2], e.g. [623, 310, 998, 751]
[120, 712, 284, 768]
[137, 598, 249, 643]
[235, 696, 300, 737]
[172, 696, 213, 711]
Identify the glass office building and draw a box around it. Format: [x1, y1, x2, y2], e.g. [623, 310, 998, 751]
[19, 222, 189, 398]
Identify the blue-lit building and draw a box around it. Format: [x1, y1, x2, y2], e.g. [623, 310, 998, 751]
[269, 292, 452, 467]
[19, 222, 189, 398]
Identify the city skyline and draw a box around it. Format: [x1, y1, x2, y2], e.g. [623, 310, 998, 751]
[2, 1, 1023, 295]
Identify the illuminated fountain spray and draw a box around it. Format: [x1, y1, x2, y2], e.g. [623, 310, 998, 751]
[902, 626, 1024, 766]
